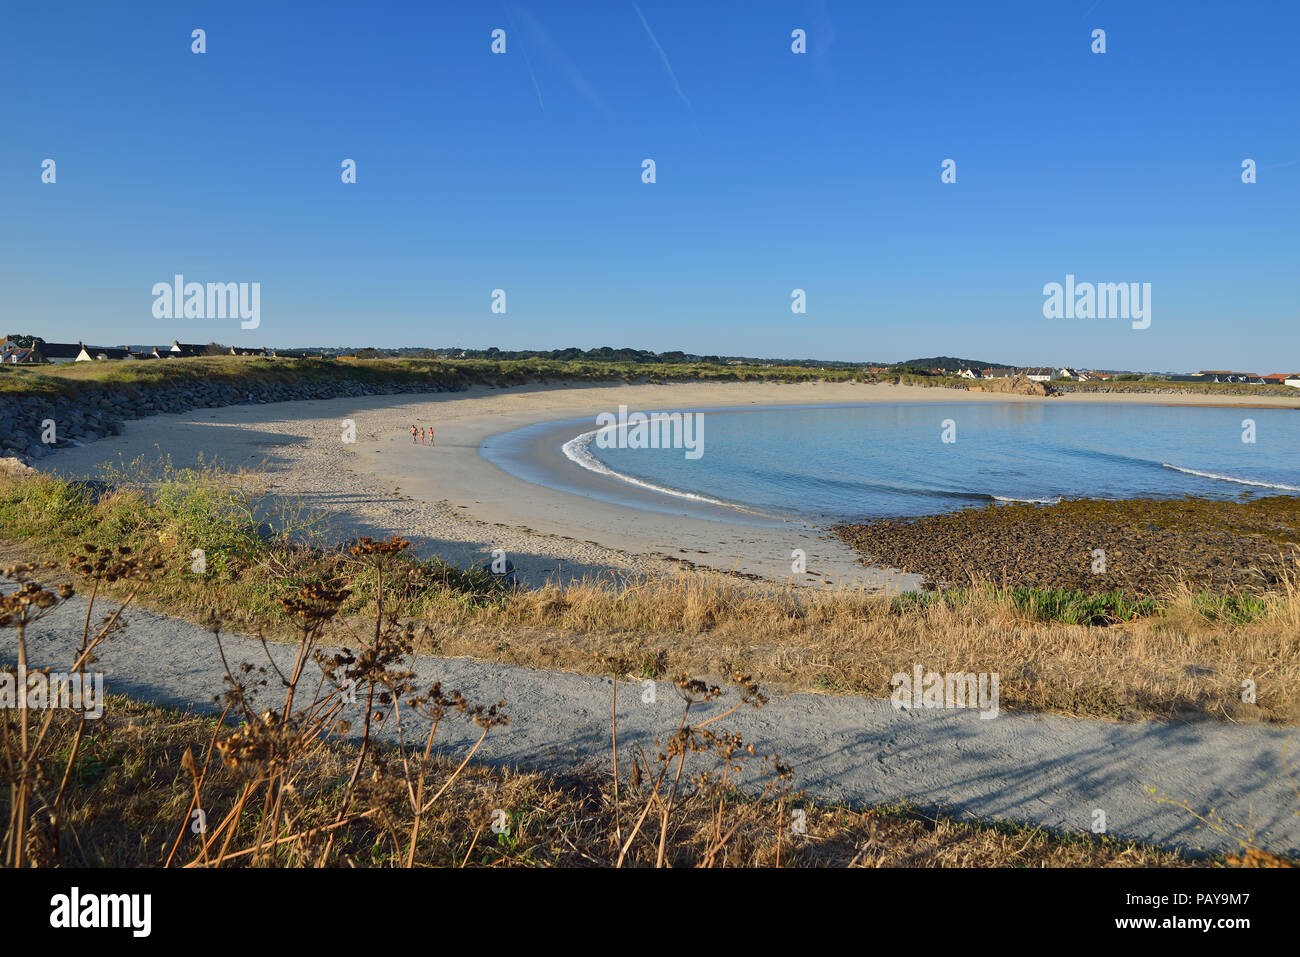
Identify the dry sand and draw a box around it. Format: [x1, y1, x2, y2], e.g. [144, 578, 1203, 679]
[41, 380, 1300, 589]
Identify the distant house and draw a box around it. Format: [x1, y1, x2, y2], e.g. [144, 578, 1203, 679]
[49, 341, 127, 361]
[165, 340, 205, 357]
[1286, 377, 1300, 389]
[1053, 368, 1102, 381]
[0, 338, 53, 363]
[75, 345, 130, 361]
[4, 339, 151, 363]
[1021, 367, 1054, 382]
[39, 342, 86, 363]
[229, 345, 266, 357]
[1198, 370, 1261, 384]
[0, 344, 41, 364]
[957, 368, 980, 379]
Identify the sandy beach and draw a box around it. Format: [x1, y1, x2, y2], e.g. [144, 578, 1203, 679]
[41, 380, 1300, 590]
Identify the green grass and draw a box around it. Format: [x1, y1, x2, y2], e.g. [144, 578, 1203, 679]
[892, 585, 1162, 624]
[0, 354, 876, 401]
[0, 455, 516, 630]
[1193, 592, 1272, 625]
[5, 354, 1294, 404]
[1007, 586, 1161, 624]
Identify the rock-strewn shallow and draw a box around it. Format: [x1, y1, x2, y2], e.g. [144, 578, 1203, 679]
[832, 496, 1300, 594]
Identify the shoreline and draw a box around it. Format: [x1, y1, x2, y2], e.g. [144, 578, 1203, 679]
[33, 380, 1300, 590]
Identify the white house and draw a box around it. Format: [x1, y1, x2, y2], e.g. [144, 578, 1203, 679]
[1286, 378, 1300, 389]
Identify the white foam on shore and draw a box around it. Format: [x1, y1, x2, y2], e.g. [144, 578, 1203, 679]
[561, 428, 779, 518]
[1162, 463, 1300, 492]
[564, 424, 1068, 514]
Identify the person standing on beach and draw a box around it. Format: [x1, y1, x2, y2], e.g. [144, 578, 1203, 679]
[429, 427, 435, 447]
[410, 425, 418, 444]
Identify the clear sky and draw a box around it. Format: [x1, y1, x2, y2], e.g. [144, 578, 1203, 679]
[2, 1, 1296, 372]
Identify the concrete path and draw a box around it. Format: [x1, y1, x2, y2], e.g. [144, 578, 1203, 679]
[8, 596, 1297, 857]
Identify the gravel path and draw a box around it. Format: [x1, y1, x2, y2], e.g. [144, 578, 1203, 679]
[10, 595, 1297, 858]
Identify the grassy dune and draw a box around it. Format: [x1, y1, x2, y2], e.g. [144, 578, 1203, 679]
[3, 354, 1295, 402]
[0, 355, 876, 401]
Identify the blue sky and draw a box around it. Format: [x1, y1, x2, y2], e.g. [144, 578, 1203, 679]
[2, 1, 1296, 371]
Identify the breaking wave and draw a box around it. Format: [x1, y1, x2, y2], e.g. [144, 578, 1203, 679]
[1161, 463, 1300, 492]
[561, 428, 777, 516]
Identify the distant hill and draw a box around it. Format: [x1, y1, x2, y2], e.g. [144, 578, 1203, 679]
[897, 356, 1000, 372]
[276, 345, 890, 369]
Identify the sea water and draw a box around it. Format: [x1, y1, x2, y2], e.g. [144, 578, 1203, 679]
[563, 402, 1300, 522]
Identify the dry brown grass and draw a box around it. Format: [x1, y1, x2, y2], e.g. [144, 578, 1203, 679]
[9, 542, 1300, 723]
[416, 571, 1300, 723]
[4, 543, 1219, 869]
[6, 531, 1297, 868]
[3, 464, 1299, 723]
[18, 697, 1204, 868]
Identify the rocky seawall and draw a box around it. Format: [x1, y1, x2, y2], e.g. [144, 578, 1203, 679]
[962, 374, 1055, 396]
[0, 376, 468, 462]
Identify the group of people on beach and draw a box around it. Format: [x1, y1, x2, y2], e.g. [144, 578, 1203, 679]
[410, 425, 435, 446]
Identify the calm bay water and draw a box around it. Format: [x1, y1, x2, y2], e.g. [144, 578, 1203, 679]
[570, 403, 1300, 522]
